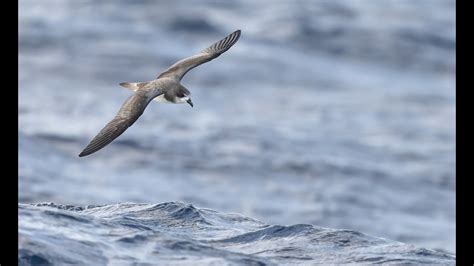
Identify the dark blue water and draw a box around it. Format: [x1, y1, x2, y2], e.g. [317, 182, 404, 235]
[19, 0, 455, 262]
[19, 202, 455, 265]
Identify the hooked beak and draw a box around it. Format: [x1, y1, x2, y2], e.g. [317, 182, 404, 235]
[186, 98, 193, 108]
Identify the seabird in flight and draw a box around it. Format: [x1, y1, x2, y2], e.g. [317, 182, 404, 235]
[78, 29, 241, 157]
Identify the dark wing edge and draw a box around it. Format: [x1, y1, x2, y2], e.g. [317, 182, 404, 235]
[201, 29, 241, 56]
[78, 116, 133, 157]
[78, 91, 160, 157]
[157, 29, 241, 81]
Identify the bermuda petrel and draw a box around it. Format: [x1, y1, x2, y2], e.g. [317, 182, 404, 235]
[78, 30, 241, 157]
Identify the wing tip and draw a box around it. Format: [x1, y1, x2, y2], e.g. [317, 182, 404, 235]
[228, 29, 241, 43]
[207, 29, 242, 54]
[230, 29, 241, 41]
[233, 30, 241, 42]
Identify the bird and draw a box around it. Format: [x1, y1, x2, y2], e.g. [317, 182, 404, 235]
[78, 29, 241, 157]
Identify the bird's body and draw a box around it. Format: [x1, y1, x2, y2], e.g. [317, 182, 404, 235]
[79, 30, 241, 157]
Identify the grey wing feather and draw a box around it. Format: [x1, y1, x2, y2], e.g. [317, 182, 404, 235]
[78, 91, 161, 157]
[157, 29, 241, 81]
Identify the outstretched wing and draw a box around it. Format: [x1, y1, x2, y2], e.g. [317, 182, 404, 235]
[157, 29, 241, 81]
[78, 90, 162, 157]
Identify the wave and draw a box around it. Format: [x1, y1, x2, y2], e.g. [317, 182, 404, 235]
[19, 202, 455, 265]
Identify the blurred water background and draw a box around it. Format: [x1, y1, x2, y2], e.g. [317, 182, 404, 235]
[19, 0, 455, 254]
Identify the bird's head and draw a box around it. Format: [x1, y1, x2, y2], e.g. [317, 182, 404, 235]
[174, 87, 193, 107]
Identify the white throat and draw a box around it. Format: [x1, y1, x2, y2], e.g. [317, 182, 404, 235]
[153, 94, 172, 103]
[152, 94, 189, 104]
[175, 96, 190, 104]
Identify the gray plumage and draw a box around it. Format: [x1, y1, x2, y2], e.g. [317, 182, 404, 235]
[157, 29, 241, 81]
[79, 30, 241, 157]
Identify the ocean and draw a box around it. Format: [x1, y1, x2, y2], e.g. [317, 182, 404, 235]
[19, 0, 455, 263]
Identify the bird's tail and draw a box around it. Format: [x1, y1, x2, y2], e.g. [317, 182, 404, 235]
[119, 82, 139, 91]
